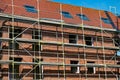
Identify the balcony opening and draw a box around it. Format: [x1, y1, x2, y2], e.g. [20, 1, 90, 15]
[70, 60, 79, 73]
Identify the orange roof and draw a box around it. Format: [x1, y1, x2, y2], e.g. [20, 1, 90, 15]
[0, 0, 119, 30]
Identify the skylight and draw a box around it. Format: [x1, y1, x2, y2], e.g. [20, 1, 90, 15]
[24, 5, 37, 13]
[101, 18, 111, 24]
[77, 14, 89, 21]
[61, 11, 73, 18]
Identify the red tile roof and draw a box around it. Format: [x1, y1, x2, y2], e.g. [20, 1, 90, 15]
[0, 0, 119, 30]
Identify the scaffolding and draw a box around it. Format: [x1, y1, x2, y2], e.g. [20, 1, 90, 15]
[0, 0, 120, 80]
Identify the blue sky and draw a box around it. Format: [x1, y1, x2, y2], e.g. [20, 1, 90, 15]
[53, 0, 120, 15]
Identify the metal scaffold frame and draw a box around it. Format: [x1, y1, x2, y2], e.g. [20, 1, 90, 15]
[0, 0, 120, 80]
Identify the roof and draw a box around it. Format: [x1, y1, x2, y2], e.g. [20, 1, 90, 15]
[0, 0, 120, 30]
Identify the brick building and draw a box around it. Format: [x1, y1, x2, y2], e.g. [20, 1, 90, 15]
[0, 0, 120, 80]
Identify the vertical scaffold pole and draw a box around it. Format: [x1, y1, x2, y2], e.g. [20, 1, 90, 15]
[11, 0, 15, 80]
[37, 0, 43, 79]
[60, 3, 66, 80]
[80, 7, 88, 80]
[99, 10, 107, 80]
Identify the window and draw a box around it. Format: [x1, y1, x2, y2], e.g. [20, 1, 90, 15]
[101, 18, 111, 24]
[9, 57, 22, 80]
[70, 60, 79, 73]
[77, 14, 89, 21]
[85, 36, 93, 46]
[61, 11, 73, 18]
[32, 43, 41, 51]
[0, 8, 3, 12]
[0, 28, 2, 37]
[69, 34, 77, 44]
[0, 28, 2, 49]
[9, 28, 22, 49]
[116, 51, 120, 56]
[118, 15, 120, 18]
[33, 58, 43, 79]
[114, 38, 120, 47]
[117, 62, 120, 79]
[32, 29, 41, 51]
[87, 61, 95, 74]
[32, 29, 41, 39]
[9, 28, 22, 38]
[24, 5, 37, 13]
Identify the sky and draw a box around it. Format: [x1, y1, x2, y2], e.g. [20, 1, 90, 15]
[53, 0, 120, 15]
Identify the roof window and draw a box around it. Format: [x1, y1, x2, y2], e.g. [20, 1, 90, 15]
[77, 14, 89, 21]
[101, 18, 111, 24]
[61, 11, 73, 18]
[24, 5, 37, 13]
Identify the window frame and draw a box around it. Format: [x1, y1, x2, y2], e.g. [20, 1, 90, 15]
[9, 27, 22, 49]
